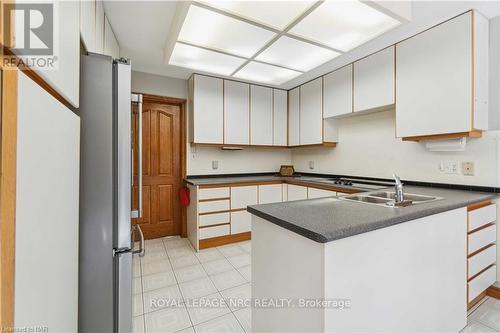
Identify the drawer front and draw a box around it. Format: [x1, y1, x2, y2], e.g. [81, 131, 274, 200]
[199, 199, 230, 214]
[258, 184, 283, 204]
[308, 187, 336, 199]
[468, 224, 497, 254]
[231, 186, 258, 209]
[199, 225, 230, 240]
[469, 203, 496, 231]
[231, 211, 251, 234]
[199, 212, 230, 227]
[468, 245, 496, 278]
[468, 265, 497, 301]
[199, 187, 230, 200]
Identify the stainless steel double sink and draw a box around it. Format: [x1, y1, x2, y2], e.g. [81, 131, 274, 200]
[340, 191, 443, 208]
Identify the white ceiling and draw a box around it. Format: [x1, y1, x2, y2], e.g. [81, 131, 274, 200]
[105, 0, 500, 89]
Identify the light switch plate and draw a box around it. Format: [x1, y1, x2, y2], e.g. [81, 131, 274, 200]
[309, 161, 315, 170]
[212, 160, 218, 170]
[462, 162, 474, 176]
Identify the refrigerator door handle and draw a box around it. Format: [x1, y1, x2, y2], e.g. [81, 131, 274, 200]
[131, 94, 143, 219]
[132, 224, 145, 257]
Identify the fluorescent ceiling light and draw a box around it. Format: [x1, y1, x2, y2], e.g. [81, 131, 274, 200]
[169, 42, 246, 76]
[200, 0, 314, 30]
[256, 36, 340, 72]
[178, 5, 276, 58]
[233, 61, 302, 85]
[289, 1, 401, 52]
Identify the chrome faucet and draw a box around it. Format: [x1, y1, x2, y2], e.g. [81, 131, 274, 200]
[393, 174, 404, 203]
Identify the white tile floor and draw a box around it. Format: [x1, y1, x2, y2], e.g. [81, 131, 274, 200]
[133, 237, 251, 333]
[134, 236, 499, 333]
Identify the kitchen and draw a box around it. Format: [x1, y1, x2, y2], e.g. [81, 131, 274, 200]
[1, 1, 500, 333]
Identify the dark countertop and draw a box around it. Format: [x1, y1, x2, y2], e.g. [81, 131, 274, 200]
[184, 175, 386, 193]
[247, 186, 497, 243]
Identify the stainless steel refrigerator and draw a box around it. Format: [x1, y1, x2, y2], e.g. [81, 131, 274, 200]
[78, 53, 145, 333]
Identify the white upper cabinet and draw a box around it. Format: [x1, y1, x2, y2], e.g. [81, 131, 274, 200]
[396, 11, 488, 139]
[323, 65, 353, 118]
[95, 1, 105, 54]
[250, 85, 273, 145]
[354, 46, 395, 113]
[288, 87, 300, 146]
[300, 78, 323, 145]
[104, 16, 120, 58]
[191, 75, 224, 144]
[80, 0, 95, 53]
[224, 80, 250, 145]
[273, 89, 288, 146]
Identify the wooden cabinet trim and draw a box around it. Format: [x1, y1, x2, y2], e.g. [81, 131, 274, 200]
[467, 200, 492, 212]
[199, 232, 251, 249]
[402, 131, 481, 142]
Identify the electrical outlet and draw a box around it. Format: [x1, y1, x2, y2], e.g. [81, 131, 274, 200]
[462, 162, 474, 176]
[309, 161, 315, 170]
[212, 160, 218, 170]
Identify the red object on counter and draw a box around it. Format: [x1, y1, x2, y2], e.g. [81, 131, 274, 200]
[179, 186, 190, 206]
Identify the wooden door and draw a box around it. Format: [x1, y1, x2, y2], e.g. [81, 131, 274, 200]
[132, 97, 182, 239]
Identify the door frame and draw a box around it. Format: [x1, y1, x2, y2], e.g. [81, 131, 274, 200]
[133, 93, 188, 237]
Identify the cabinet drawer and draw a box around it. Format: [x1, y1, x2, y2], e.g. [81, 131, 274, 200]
[199, 187, 230, 200]
[199, 212, 230, 227]
[468, 265, 496, 301]
[231, 211, 251, 234]
[199, 225, 230, 240]
[469, 203, 496, 231]
[199, 200, 230, 214]
[231, 186, 258, 209]
[468, 224, 496, 254]
[308, 187, 336, 199]
[468, 245, 496, 278]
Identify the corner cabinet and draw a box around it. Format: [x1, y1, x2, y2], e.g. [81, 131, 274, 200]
[396, 11, 489, 141]
[273, 89, 288, 146]
[288, 87, 300, 146]
[189, 74, 224, 144]
[323, 65, 353, 118]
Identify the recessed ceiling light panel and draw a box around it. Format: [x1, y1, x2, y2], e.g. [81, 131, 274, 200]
[178, 5, 276, 58]
[233, 61, 302, 85]
[200, 0, 315, 30]
[256, 36, 340, 72]
[169, 42, 246, 76]
[289, 1, 401, 51]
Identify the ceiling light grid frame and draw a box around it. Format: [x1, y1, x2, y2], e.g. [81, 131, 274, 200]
[165, 0, 405, 85]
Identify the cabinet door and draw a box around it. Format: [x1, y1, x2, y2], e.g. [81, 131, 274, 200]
[287, 185, 307, 201]
[258, 184, 283, 204]
[95, 0, 105, 54]
[231, 186, 258, 210]
[231, 211, 252, 234]
[323, 65, 352, 118]
[396, 12, 472, 138]
[224, 80, 249, 145]
[80, 0, 95, 52]
[288, 87, 300, 146]
[273, 89, 288, 146]
[193, 75, 224, 144]
[354, 46, 395, 113]
[250, 85, 273, 145]
[300, 78, 323, 145]
[104, 16, 120, 58]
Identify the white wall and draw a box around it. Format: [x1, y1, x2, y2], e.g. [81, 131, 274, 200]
[131, 71, 292, 175]
[292, 109, 500, 187]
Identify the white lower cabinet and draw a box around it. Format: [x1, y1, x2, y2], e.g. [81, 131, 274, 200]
[287, 185, 308, 201]
[468, 245, 496, 278]
[231, 211, 252, 234]
[258, 184, 283, 204]
[468, 265, 497, 301]
[307, 187, 336, 199]
[468, 224, 496, 255]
